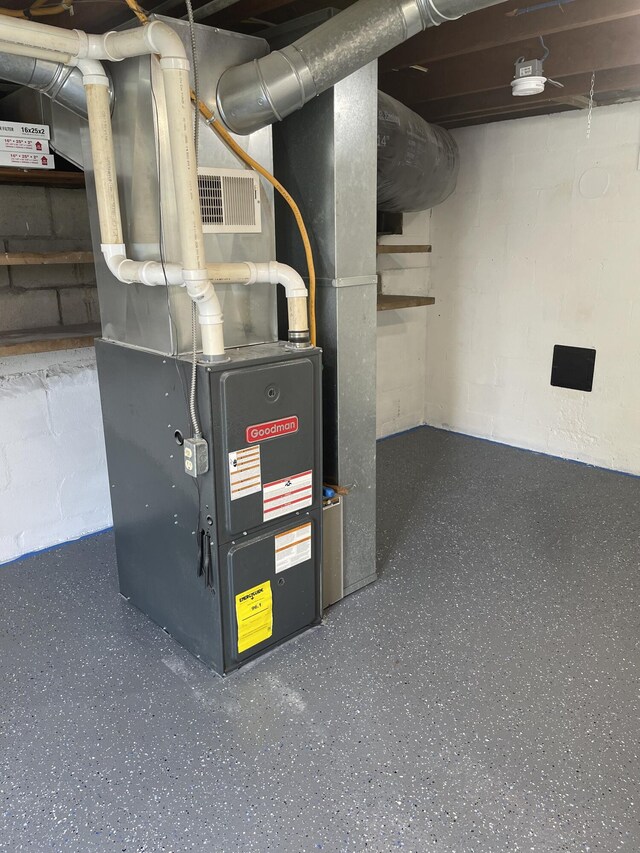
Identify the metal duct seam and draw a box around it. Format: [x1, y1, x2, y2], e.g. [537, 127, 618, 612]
[217, 0, 505, 135]
[0, 50, 111, 118]
[416, 0, 462, 26]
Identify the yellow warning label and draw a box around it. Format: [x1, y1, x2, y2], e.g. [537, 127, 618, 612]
[235, 581, 273, 654]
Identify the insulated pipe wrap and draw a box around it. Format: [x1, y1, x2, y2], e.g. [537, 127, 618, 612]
[377, 91, 459, 212]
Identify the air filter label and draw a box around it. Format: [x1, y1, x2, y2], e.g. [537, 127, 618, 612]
[246, 416, 298, 444]
[236, 581, 272, 654]
[229, 445, 262, 501]
[263, 470, 313, 523]
[275, 523, 312, 573]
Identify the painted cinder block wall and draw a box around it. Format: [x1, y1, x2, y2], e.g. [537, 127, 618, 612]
[376, 211, 432, 438]
[425, 101, 640, 475]
[0, 350, 111, 564]
[3, 101, 639, 562]
[0, 182, 105, 564]
[0, 184, 99, 332]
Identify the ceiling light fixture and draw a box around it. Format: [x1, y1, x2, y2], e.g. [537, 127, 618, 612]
[511, 35, 564, 96]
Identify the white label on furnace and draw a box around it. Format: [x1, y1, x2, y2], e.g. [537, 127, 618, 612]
[229, 446, 262, 501]
[263, 470, 313, 523]
[275, 522, 312, 573]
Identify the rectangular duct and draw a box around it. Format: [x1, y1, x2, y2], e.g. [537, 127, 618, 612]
[274, 62, 379, 596]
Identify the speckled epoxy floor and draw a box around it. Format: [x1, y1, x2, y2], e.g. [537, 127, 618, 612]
[2, 427, 639, 853]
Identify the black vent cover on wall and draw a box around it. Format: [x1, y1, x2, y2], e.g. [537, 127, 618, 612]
[551, 345, 596, 392]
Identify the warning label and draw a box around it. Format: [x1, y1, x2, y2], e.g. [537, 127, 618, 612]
[229, 446, 262, 501]
[275, 522, 312, 573]
[236, 581, 273, 654]
[263, 470, 313, 523]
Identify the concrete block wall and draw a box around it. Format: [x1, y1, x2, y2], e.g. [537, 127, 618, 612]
[425, 101, 640, 475]
[0, 349, 111, 564]
[0, 185, 99, 333]
[376, 211, 432, 437]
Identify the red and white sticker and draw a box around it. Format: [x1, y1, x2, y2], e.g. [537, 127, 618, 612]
[229, 446, 262, 501]
[246, 416, 298, 444]
[263, 470, 313, 523]
[275, 523, 312, 573]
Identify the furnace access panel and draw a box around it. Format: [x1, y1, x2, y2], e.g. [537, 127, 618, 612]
[96, 340, 322, 675]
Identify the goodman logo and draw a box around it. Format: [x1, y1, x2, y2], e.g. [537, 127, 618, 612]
[246, 416, 298, 443]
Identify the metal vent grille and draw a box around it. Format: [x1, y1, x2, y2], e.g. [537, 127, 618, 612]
[197, 168, 261, 234]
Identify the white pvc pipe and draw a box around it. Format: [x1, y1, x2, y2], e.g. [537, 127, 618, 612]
[0, 17, 79, 58]
[100, 254, 309, 337]
[103, 257, 305, 291]
[287, 297, 309, 337]
[82, 78, 123, 245]
[90, 24, 223, 357]
[0, 16, 225, 359]
[0, 40, 73, 63]
[0, 17, 309, 351]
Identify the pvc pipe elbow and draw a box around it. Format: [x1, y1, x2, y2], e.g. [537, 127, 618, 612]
[101, 243, 128, 281]
[71, 56, 109, 87]
[88, 24, 187, 64]
[144, 21, 188, 62]
[101, 244, 184, 286]
[275, 263, 308, 299]
[248, 261, 308, 298]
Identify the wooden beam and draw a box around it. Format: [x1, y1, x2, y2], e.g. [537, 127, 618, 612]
[380, 16, 640, 104]
[443, 103, 575, 129]
[377, 294, 435, 311]
[376, 244, 432, 254]
[0, 251, 94, 266]
[0, 169, 85, 188]
[554, 94, 592, 109]
[0, 323, 100, 357]
[209, 0, 292, 25]
[380, 0, 640, 71]
[412, 65, 640, 124]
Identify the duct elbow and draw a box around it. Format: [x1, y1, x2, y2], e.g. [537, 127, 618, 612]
[217, 47, 315, 135]
[215, 0, 479, 135]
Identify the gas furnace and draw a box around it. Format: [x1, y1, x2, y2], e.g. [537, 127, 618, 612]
[96, 340, 322, 674]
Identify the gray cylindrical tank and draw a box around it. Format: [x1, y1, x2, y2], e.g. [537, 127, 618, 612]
[377, 91, 459, 213]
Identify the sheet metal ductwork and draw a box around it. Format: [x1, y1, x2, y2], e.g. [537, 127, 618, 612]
[0, 52, 90, 118]
[217, 0, 506, 135]
[377, 91, 459, 212]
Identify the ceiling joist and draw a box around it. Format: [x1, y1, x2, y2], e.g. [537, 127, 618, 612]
[380, 16, 640, 105]
[380, 0, 640, 70]
[0, 0, 638, 129]
[415, 65, 640, 125]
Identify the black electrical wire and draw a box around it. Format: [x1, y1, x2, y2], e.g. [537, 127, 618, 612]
[150, 66, 204, 555]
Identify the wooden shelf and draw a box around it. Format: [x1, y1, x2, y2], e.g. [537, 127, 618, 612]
[376, 244, 432, 254]
[377, 294, 436, 312]
[0, 168, 85, 189]
[0, 251, 94, 267]
[0, 323, 100, 357]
